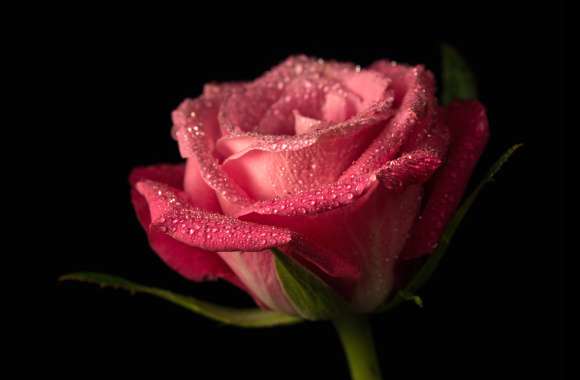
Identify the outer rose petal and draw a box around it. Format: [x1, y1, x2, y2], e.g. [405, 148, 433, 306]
[378, 116, 449, 192]
[129, 165, 244, 288]
[378, 150, 443, 192]
[135, 180, 294, 252]
[135, 178, 300, 313]
[241, 182, 424, 312]
[401, 101, 490, 259]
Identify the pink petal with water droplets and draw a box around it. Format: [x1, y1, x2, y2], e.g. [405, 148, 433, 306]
[172, 98, 254, 215]
[321, 91, 357, 123]
[340, 69, 392, 112]
[241, 182, 423, 312]
[233, 110, 447, 219]
[341, 62, 437, 179]
[216, 55, 329, 136]
[129, 165, 244, 289]
[401, 101, 490, 259]
[212, 57, 395, 201]
[135, 179, 294, 252]
[377, 116, 450, 191]
[239, 173, 372, 217]
[378, 150, 443, 192]
[216, 55, 375, 141]
[218, 92, 394, 201]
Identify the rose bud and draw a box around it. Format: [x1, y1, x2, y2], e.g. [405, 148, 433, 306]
[130, 55, 489, 315]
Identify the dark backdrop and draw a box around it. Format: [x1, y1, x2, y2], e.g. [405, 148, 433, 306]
[37, 3, 565, 379]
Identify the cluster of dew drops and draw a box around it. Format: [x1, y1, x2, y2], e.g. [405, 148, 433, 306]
[148, 182, 290, 249]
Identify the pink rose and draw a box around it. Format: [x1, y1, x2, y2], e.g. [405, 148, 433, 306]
[130, 55, 489, 315]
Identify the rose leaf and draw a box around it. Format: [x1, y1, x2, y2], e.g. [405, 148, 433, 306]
[59, 272, 302, 328]
[441, 44, 478, 105]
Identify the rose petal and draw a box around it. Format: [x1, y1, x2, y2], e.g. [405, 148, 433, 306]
[129, 163, 186, 190]
[172, 98, 254, 215]
[182, 157, 222, 212]
[217, 251, 297, 313]
[377, 116, 450, 191]
[341, 62, 437, 179]
[135, 179, 294, 252]
[340, 69, 392, 112]
[378, 150, 443, 192]
[218, 92, 394, 201]
[217, 55, 330, 136]
[293, 111, 322, 135]
[401, 100, 490, 259]
[216, 55, 374, 140]
[241, 174, 372, 217]
[129, 165, 244, 288]
[241, 182, 423, 311]
[211, 56, 396, 201]
[235, 115, 447, 218]
[256, 76, 339, 134]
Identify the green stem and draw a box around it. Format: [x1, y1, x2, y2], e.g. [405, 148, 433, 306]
[334, 315, 383, 380]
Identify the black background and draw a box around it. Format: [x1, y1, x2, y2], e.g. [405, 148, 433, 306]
[33, 3, 565, 379]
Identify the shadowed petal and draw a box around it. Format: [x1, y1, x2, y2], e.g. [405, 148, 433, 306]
[401, 100, 490, 259]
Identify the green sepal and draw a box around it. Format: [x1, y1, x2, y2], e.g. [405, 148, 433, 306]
[441, 44, 478, 105]
[272, 248, 350, 320]
[59, 272, 302, 328]
[378, 144, 523, 312]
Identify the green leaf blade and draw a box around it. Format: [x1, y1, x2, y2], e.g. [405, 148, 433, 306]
[272, 248, 350, 320]
[59, 272, 302, 328]
[442, 44, 478, 105]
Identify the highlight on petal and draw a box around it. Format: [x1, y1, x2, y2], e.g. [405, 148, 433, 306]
[339, 69, 392, 111]
[135, 179, 294, 252]
[401, 100, 490, 259]
[182, 157, 222, 213]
